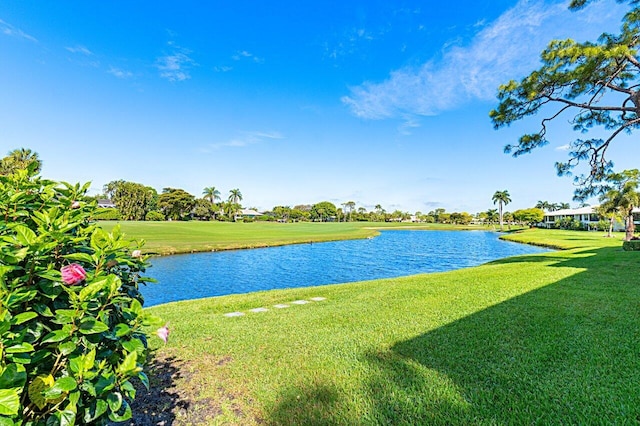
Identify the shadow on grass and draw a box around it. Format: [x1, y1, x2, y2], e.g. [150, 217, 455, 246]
[111, 353, 184, 426]
[267, 381, 343, 426]
[267, 247, 640, 424]
[483, 247, 599, 266]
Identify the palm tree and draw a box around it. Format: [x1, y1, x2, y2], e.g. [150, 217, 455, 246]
[228, 188, 242, 205]
[486, 208, 499, 226]
[535, 200, 551, 211]
[599, 169, 639, 241]
[202, 186, 221, 204]
[374, 204, 385, 222]
[227, 189, 243, 221]
[596, 203, 620, 238]
[345, 201, 356, 222]
[492, 190, 512, 231]
[202, 186, 221, 220]
[1, 148, 42, 175]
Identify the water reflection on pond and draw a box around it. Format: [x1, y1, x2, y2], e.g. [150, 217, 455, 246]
[143, 230, 551, 307]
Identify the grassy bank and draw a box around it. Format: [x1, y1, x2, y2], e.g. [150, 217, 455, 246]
[136, 229, 639, 425]
[99, 221, 487, 255]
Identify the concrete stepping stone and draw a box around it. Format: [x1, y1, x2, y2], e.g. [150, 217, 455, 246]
[309, 297, 326, 302]
[273, 304, 290, 309]
[291, 300, 309, 305]
[223, 312, 245, 317]
[250, 307, 269, 313]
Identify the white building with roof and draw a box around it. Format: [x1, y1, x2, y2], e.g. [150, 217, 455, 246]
[541, 205, 640, 230]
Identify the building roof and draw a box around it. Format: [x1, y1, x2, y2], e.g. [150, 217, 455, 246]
[544, 205, 640, 217]
[97, 199, 116, 208]
[240, 209, 262, 216]
[544, 206, 596, 217]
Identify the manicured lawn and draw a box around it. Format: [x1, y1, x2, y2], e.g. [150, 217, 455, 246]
[134, 228, 640, 425]
[98, 220, 486, 255]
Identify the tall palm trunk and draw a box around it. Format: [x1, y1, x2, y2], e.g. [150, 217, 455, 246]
[608, 216, 614, 238]
[626, 208, 635, 241]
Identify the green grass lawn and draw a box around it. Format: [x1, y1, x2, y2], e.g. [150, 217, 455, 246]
[98, 220, 487, 255]
[135, 228, 638, 425]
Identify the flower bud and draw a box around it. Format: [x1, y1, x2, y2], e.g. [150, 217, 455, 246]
[61, 263, 86, 285]
[156, 324, 170, 344]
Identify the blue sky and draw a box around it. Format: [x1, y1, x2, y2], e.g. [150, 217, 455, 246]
[0, 1, 634, 213]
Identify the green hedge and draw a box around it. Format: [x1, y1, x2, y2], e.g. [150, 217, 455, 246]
[92, 207, 121, 220]
[145, 210, 165, 221]
[622, 240, 640, 251]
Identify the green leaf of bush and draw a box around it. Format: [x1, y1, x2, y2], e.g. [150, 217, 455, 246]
[12, 224, 37, 246]
[107, 391, 122, 412]
[4, 343, 34, 354]
[79, 279, 108, 302]
[59, 341, 77, 356]
[117, 351, 138, 375]
[114, 323, 130, 338]
[10, 311, 38, 325]
[83, 399, 107, 423]
[28, 375, 53, 410]
[79, 318, 109, 335]
[107, 400, 131, 422]
[41, 328, 71, 344]
[45, 376, 77, 397]
[0, 389, 21, 416]
[0, 364, 26, 389]
[0, 415, 17, 426]
[58, 409, 76, 426]
[63, 252, 94, 264]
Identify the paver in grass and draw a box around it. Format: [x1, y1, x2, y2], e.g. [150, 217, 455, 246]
[309, 297, 326, 301]
[273, 304, 290, 309]
[291, 300, 309, 305]
[250, 307, 269, 313]
[224, 312, 245, 317]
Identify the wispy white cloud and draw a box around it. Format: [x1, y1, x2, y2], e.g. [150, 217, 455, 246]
[342, 0, 627, 121]
[0, 18, 37, 42]
[65, 45, 92, 55]
[156, 43, 196, 82]
[107, 66, 133, 79]
[232, 50, 264, 63]
[398, 115, 421, 135]
[323, 26, 379, 60]
[555, 144, 571, 151]
[205, 131, 284, 151]
[214, 65, 233, 72]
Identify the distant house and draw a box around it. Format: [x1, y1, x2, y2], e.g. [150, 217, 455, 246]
[541, 205, 640, 230]
[97, 199, 116, 208]
[239, 209, 263, 219]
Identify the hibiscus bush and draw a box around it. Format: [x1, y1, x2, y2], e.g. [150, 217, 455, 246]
[0, 167, 160, 425]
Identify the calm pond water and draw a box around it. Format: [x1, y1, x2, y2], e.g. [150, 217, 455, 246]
[142, 230, 551, 307]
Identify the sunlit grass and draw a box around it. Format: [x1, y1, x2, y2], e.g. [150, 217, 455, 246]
[138, 229, 639, 424]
